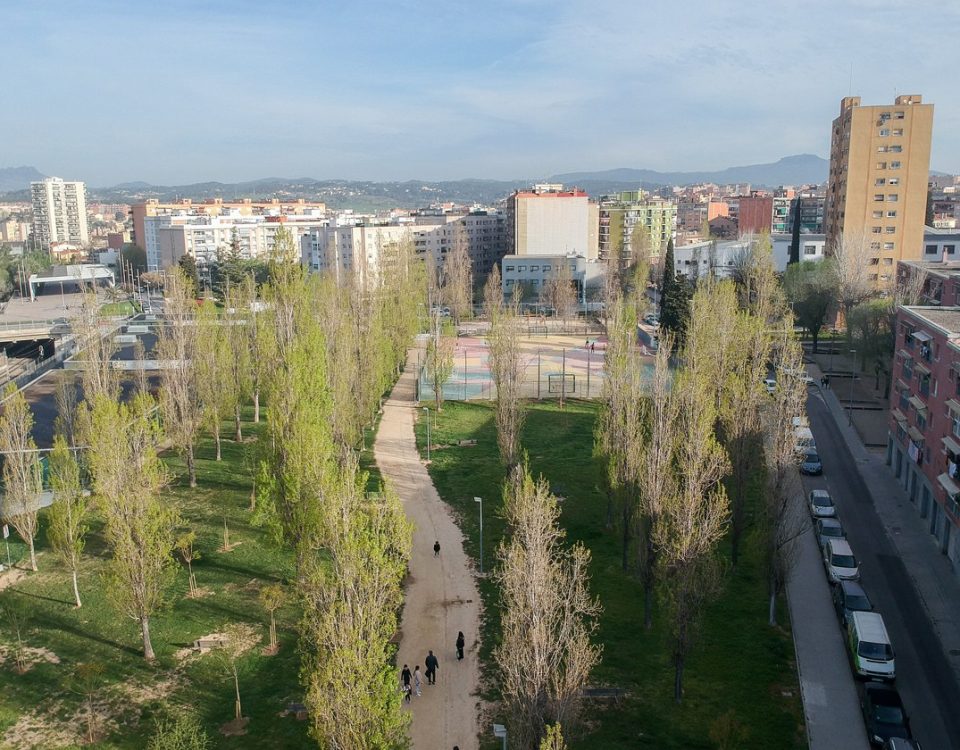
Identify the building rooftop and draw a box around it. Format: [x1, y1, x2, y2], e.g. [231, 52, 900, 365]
[902, 306, 960, 335]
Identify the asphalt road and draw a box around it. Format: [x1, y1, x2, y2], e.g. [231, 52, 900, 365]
[804, 391, 960, 749]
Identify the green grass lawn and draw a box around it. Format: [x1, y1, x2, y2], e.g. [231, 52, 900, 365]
[415, 399, 805, 750]
[0, 412, 316, 749]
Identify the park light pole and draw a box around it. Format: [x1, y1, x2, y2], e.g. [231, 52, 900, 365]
[474, 496, 483, 574]
[828, 327, 838, 380]
[422, 407, 431, 463]
[493, 723, 507, 750]
[848, 349, 857, 425]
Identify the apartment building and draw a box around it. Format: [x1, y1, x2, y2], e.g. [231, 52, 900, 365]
[505, 185, 598, 260]
[131, 197, 326, 251]
[825, 95, 934, 283]
[738, 194, 773, 235]
[772, 189, 794, 234]
[30, 177, 89, 249]
[301, 211, 507, 286]
[500, 253, 604, 304]
[789, 192, 826, 235]
[597, 191, 676, 262]
[888, 304, 960, 571]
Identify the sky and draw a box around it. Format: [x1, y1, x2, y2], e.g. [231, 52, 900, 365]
[3, 0, 957, 186]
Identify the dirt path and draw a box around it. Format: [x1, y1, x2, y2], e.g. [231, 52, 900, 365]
[374, 351, 482, 750]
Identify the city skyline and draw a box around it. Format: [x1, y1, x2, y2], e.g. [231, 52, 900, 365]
[3, 0, 958, 185]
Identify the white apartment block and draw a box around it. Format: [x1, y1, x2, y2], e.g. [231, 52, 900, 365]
[30, 177, 89, 249]
[500, 253, 604, 304]
[301, 211, 507, 285]
[506, 187, 599, 260]
[145, 211, 327, 270]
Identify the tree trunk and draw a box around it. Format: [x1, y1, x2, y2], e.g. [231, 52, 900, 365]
[674, 653, 684, 704]
[270, 612, 277, 647]
[248, 481, 256, 512]
[811, 329, 819, 354]
[72, 568, 82, 608]
[769, 588, 778, 627]
[253, 390, 260, 423]
[644, 576, 654, 631]
[621, 503, 630, 573]
[234, 404, 243, 442]
[214, 423, 222, 461]
[233, 669, 242, 720]
[28, 537, 37, 572]
[187, 444, 197, 488]
[223, 517, 230, 550]
[141, 616, 155, 660]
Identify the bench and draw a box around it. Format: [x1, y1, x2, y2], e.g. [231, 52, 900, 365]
[193, 638, 227, 653]
[582, 687, 626, 705]
[457, 439, 477, 447]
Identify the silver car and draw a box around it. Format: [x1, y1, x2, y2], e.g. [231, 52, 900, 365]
[809, 489, 836, 518]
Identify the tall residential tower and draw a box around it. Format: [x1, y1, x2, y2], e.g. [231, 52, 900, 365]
[30, 177, 89, 250]
[825, 95, 933, 283]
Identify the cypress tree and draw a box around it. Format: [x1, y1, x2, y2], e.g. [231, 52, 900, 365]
[788, 198, 801, 266]
[660, 271, 691, 346]
[659, 238, 675, 312]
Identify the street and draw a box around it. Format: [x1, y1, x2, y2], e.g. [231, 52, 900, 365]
[803, 391, 960, 749]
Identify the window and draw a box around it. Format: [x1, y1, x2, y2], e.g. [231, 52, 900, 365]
[891, 161, 902, 168]
[888, 178, 900, 186]
[877, 146, 888, 153]
[879, 128, 890, 136]
[925, 245, 938, 255]
[873, 211, 884, 219]
[875, 194, 885, 202]
[890, 145, 902, 153]
[883, 258, 893, 265]
[884, 242, 895, 250]
[876, 178, 886, 186]
[886, 226, 896, 234]
[888, 194, 899, 202]
[872, 226, 883, 233]
[517, 265, 526, 271]
[877, 162, 887, 169]
[542, 264, 551, 271]
[505, 265, 515, 272]
[530, 265, 539, 271]
[871, 242, 882, 250]
[869, 257, 880, 265]
[887, 210, 898, 218]
[804, 244, 817, 256]
[947, 245, 957, 256]
[894, 111, 905, 119]
[869, 273, 879, 281]
[893, 129, 903, 136]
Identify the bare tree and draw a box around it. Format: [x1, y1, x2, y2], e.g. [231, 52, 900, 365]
[426, 317, 455, 412]
[221, 285, 252, 442]
[0, 386, 43, 571]
[483, 264, 503, 319]
[86, 392, 179, 660]
[73, 291, 118, 403]
[211, 623, 260, 723]
[543, 260, 578, 322]
[53, 372, 80, 446]
[830, 230, 876, 320]
[47, 435, 88, 607]
[157, 268, 203, 487]
[175, 530, 199, 596]
[239, 274, 267, 424]
[488, 300, 526, 469]
[443, 224, 473, 324]
[495, 465, 602, 749]
[761, 321, 808, 626]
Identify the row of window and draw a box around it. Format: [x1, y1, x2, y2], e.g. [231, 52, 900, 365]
[878, 128, 904, 137]
[503, 264, 577, 273]
[877, 161, 902, 169]
[877, 144, 904, 151]
[924, 244, 958, 256]
[869, 241, 897, 251]
[874, 194, 900, 202]
[871, 227, 899, 234]
[875, 178, 901, 186]
[873, 210, 898, 218]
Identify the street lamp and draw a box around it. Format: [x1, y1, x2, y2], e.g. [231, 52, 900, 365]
[492, 723, 507, 750]
[474, 496, 483, 574]
[848, 349, 857, 425]
[827, 327, 838, 379]
[422, 407, 431, 463]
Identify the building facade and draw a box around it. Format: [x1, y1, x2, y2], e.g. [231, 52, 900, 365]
[506, 185, 598, 260]
[738, 194, 773, 235]
[825, 95, 934, 279]
[888, 305, 960, 572]
[598, 191, 676, 262]
[30, 177, 89, 249]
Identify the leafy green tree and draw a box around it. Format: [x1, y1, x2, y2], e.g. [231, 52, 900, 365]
[848, 298, 894, 370]
[177, 255, 200, 296]
[0, 386, 43, 571]
[788, 199, 802, 266]
[121, 244, 147, 274]
[926, 187, 935, 227]
[47, 435, 88, 607]
[659, 270, 691, 346]
[147, 711, 211, 750]
[784, 260, 837, 353]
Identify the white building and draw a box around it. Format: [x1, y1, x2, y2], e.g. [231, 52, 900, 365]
[506, 186, 599, 260]
[921, 227, 960, 262]
[30, 177, 89, 249]
[500, 253, 604, 307]
[670, 235, 827, 280]
[771, 233, 827, 266]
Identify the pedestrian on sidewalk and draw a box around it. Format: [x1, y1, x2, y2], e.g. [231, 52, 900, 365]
[401, 664, 411, 691]
[414, 665, 423, 696]
[825, 375, 830, 389]
[425, 650, 439, 684]
[456, 631, 465, 661]
[434, 540, 441, 557]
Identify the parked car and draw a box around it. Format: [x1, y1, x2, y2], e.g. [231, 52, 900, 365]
[849, 611, 895, 680]
[809, 489, 836, 518]
[882, 737, 922, 749]
[764, 377, 777, 395]
[644, 314, 659, 326]
[833, 579, 873, 627]
[801, 451, 823, 475]
[861, 683, 911, 746]
[823, 538, 860, 583]
[816, 517, 846, 551]
[795, 426, 817, 454]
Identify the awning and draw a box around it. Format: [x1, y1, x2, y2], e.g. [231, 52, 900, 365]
[908, 426, 925, 442]
[938, 473, 960, 498]
[942, 436, 960, 455]
[908, 395, 928, 412]
[912, 330, 933, 343]
[898, 349, 914, 361]
[891, 409, 908, 424]
[896, 378, 910, 392]
[947, 399, 960, 415]
[915, 362, 931, 376]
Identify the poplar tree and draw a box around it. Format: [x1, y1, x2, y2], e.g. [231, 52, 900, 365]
[195, 299, 231, 460]
[0, 386, 43, 571]
[86, 393, 179, 660]
[47, 435, 88, 607]
[488, 298, 526, 469]
[443, 226, 473, 324]
[223, 284, 253, 441]
[74, 291, 118, 403]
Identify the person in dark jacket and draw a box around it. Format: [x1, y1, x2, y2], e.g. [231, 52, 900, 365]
[425, 650, 439, 684]
[456, 631, 465, 661]
[401, 664, 412, 689]
[434, 540, 441, 557]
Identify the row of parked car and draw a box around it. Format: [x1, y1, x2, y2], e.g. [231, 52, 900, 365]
[804, 425, 920, 749]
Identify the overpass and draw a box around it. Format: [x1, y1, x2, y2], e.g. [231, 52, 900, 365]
[0, 318, 70, 343]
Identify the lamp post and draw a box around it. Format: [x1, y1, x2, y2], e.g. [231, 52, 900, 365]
[474, 496, 483, 574]
[492, 723, 507, 750]
[422, 407, 431, 463]
[828, 327, 838, 379]
[848, 349, 857, 425]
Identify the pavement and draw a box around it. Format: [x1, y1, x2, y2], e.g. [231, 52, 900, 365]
[794, 354, 960, 750]
[374, 349, 481, 750]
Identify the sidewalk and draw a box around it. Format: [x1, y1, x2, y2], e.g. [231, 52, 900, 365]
[374, 349, 482, 750]
[807, 359, 960, 689]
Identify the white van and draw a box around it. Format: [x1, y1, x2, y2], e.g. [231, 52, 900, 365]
[795, 426, 816, 454]
[848, 611, 895, 680]
[823, 538, 860, 582]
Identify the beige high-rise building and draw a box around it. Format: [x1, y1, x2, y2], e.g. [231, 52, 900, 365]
[31, 177, 89, 249]
[825, 95, 934, 284]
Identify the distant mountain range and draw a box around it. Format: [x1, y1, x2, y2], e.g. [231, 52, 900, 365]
[2, 154, 949, 209]
[0, 166, 45, 193]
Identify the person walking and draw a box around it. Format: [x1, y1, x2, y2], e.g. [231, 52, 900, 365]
[456, 631, 465, 661]
[425, 650, 439, 684]
[401, 663, 412, 704]
[413, 665, 423, 697]
[433, 540, 441, 557]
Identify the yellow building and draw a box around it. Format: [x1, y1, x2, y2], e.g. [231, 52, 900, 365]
[826, 95, 934, 284]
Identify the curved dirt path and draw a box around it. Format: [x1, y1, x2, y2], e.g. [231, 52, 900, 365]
[375, 351, 482, 750]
